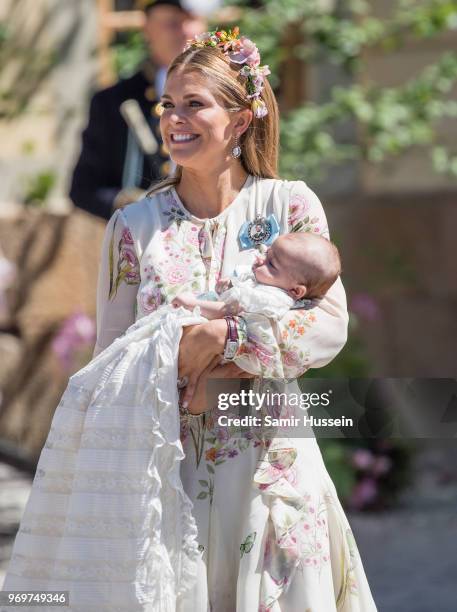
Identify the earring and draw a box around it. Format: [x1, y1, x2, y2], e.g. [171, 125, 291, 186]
[231, 134, 242, 159]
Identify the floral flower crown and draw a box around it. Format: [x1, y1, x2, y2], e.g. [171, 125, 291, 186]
[183, 27, 271, 119]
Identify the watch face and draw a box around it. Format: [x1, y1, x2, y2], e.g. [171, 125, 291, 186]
[224, 340, 239, 360]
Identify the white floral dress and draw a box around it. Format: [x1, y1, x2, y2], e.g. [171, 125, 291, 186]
[94, 175, 376, 611]
[2, 175, 377, 611]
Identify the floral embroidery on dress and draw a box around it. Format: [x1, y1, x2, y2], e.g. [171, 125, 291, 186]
[139, 283, 164, 313]
[180, 407, 271, 501]
[108, 214, 140, 300]
[163, 190, 190, 225]
[336, 528, 360, 609]
[277, 310, 315, 375]
[288, 193, 321, 234]
[240, 531, 257, 557]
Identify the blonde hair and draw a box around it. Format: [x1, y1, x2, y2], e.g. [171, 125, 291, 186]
[147, 46, 280, 198]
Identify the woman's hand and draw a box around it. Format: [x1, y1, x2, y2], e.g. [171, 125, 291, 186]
[180, 354, 221, 415]
[180, 359, 256, 415]
[178, 319, 256, 409]
[178, 319, 227, 407]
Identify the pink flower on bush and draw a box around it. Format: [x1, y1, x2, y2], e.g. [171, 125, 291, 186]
[372, 455, 392, 476]
[349, 478, 378, 510]
[52, 312, 96, 371]
[350, 293, 380, 322]
[351, 448, 375, 471]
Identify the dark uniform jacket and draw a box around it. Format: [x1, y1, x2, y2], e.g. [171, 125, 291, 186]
[69, 63, 170, 220]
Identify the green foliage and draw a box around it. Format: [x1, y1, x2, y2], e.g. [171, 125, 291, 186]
[225, 0, 457, 180]
[0, 22, 8, 47]
[112, 31, 147, 79]
[22, 171, 56, 207]
[0, 14, 58, 119]
[317, 439, 356, 500]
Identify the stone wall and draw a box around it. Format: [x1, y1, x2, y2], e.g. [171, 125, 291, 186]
[0, 209, 105, 459]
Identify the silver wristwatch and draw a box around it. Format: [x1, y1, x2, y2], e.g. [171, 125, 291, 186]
[223, 316, 240, 360]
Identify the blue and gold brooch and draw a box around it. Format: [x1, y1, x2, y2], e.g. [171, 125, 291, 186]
[238, 213, 280, 250]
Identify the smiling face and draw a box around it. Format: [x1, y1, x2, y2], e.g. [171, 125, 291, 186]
[160, 68, 252, 172]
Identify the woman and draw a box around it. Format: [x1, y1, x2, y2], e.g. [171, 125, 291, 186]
[2, 28, 377, 612]
[95, 27, 376, 611]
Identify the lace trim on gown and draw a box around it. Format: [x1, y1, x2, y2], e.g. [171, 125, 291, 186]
[2, 307, 208, 612]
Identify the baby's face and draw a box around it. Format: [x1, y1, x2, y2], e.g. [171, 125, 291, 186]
[252, 239, 296, 290]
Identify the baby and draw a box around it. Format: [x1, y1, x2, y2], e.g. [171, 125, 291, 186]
[171, 232, 341, 321]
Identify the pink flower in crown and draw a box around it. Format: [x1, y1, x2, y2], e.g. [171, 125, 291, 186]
[121, 227, 134, 245]
[228, 37, 260, 66]
[184, 31, 217, 50]
[288, 195, 311, 228]
[252, 98, 268, 118]
[196, 32, 215, 44]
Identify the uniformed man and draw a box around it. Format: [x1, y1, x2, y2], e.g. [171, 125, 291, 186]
[69, 0, 218, 220]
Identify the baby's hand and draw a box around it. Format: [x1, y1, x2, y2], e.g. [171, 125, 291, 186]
[215, 277, 232, 293]
[172, 292, 198, 310]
